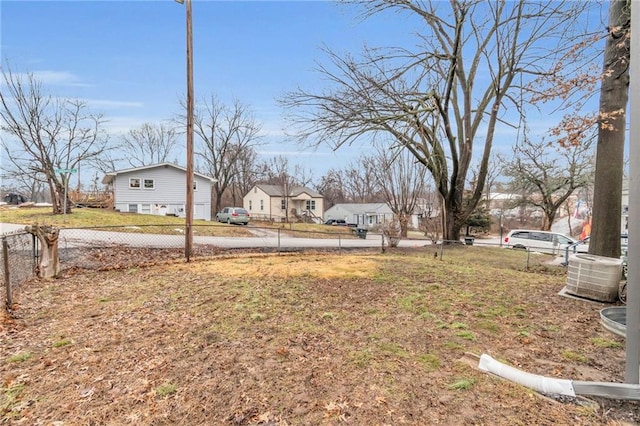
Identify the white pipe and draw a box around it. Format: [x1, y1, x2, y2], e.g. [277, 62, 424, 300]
[479, 354, 640, 400]
[478, 354, 576, 396]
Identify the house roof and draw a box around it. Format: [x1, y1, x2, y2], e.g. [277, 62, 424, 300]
[255, 184, 323, 198]
[487, 192, 521, 201]
[102, 162, 217, 185]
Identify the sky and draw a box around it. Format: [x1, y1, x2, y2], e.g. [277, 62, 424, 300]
[1, 0, 612, 186]
[2, 0, 419, 181]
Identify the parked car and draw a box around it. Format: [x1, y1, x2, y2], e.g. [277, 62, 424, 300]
[503, 229, 577, 253]
[216, 207, 250, 225]
[569, 234, 628, 255]
[324, 219, 357, 227]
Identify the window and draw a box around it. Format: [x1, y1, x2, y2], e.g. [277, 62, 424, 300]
[129, 178, 141, 189]
[530, 232, 551, 242]
[143, 179, 155, 189]
[260, 200, 264, 211]
[249, 200, 252, 210]
[281, 199, 286, 210]
[141, 204, 151, 214]
[128, 204, 138, 213]
[305, 200, 316, 211]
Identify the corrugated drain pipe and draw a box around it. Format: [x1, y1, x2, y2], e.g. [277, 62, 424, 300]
[479, 354, 640, 400]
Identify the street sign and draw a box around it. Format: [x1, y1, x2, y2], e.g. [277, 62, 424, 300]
[54, 168, 77, 173]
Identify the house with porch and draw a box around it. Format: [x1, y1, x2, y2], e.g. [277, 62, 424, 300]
[243, 184, 324, 222]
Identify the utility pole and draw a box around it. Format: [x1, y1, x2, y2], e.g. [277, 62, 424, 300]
[176, 0, 195, 261]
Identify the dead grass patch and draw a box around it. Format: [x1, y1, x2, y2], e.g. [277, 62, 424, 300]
[1, 248, 637, 425]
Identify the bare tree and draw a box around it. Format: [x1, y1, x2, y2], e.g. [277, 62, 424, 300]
[589, 0, 630, 258]
[228, 145, 261, 207]
[0, 69, 109, 214]
[1, 170, 49, 203]
[341, 161, 383, 203]
[120, 122, 180, 167]
[315, 169, 347, 209]
[418, 188, 443, 243]
[280, 0, 593, 241]
[500, 134, 595, 231]
[257, 156, 299, 222]
[366, 146, 428, 237]
[188, 96, 263, 213]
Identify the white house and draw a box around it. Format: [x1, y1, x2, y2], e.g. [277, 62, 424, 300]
[243, 184, 324, 222]
[324, 203, 394, 228]
[102, 163, 216, 221]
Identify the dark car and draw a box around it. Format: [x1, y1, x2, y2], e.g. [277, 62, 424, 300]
[324, 219, 347, 226]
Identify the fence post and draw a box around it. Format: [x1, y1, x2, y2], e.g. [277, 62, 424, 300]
[277, 228, 281, 253]
[32, 232, 39, 272]
[3, 237, 12, 310]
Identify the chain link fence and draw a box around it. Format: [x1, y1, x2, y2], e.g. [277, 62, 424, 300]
[3, 223, 383, 311]
[5, 223, 577, 311]
[56, 224, 381, 271]
[1, 230, 38, 310]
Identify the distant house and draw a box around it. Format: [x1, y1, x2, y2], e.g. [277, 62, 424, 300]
[243, 184, 324, 222]
[323, 203, 394, 228]
[102, 163, 216, 221]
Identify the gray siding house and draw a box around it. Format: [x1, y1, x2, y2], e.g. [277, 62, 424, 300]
[323, 203, 393, 228]
[102, 163, 216, 221]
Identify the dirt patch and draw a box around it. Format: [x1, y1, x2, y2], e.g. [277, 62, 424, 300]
[2, 246, 639, 425]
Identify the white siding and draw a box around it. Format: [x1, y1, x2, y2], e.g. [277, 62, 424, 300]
[244, 187, 272, 217]
[112, 165, 213, 220]
[243, 185, 324, 222]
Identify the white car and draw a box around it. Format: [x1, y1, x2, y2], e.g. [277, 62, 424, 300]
[569, 234, 628, 257]
[504, 229, 578, 253]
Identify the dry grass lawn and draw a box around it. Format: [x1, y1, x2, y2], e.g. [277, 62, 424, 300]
[1, 246, 638, 425]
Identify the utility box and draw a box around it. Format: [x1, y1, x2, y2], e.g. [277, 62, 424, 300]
[566, 254, 623, 302]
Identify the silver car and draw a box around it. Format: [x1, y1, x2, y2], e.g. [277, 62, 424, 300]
[216, 207, 250, 225]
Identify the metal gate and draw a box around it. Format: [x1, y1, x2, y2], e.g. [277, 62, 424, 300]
[1, 231, 39, 311]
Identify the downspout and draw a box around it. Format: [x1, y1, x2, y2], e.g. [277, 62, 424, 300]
[478, 354, 640, 400]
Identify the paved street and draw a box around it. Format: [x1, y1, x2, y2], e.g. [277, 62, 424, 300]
[1, 222, 509, 251]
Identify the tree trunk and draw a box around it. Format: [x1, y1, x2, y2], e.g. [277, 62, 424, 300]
[26, 225, 60, 279]
[589, 0, 630, 258]
[398, 213, 409, 238]
[442, 186, 466, 242]
[542, 209, 556, 231]
[443, 203, 464, 242]
[50, 181, 71, 215]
